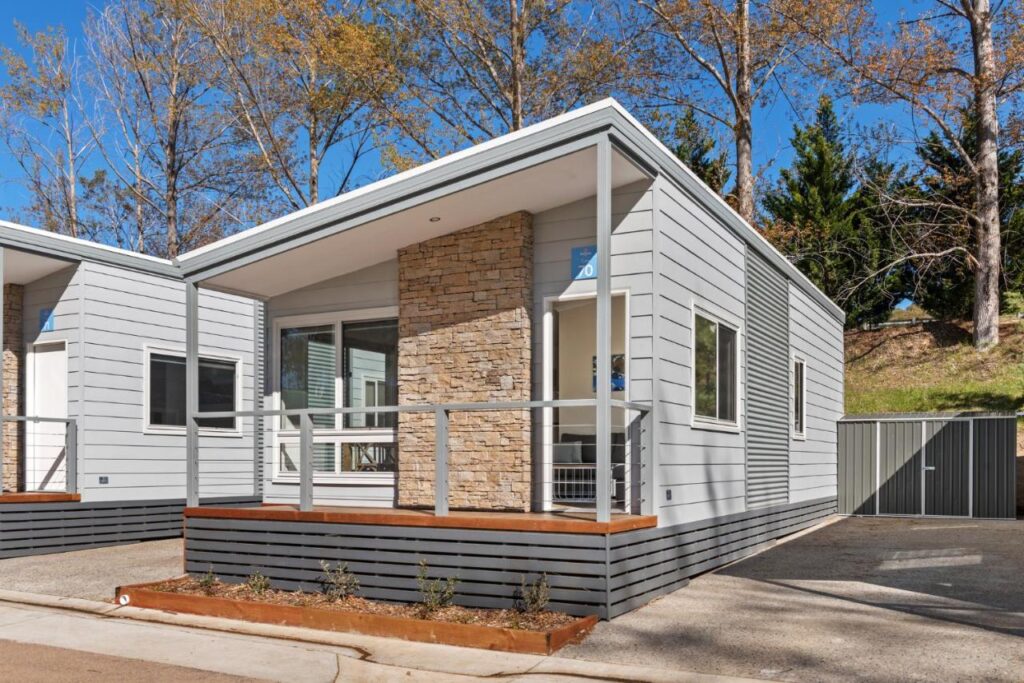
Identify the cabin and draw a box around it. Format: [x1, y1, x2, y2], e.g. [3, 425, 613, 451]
[173, 99, 845, 619]
[0, 224, 259, 558]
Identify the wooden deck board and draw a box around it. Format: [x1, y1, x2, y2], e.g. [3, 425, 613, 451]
[0, 492, 81, 505]
[184, 505, 657, 534]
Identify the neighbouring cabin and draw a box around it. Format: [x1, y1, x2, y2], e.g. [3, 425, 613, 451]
[175, 100, 846, 618]
[0, 225, 260, 558]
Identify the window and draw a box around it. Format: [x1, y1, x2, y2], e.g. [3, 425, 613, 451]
[275, 316, 398, 477]
[793, 358, 806, 437]
[148, 352, 238, 430]
[343, 320, 397, 429]
[693, 311, 738, 425]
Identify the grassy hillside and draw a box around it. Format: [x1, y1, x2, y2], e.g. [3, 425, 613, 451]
[845, 317, 1024, 416]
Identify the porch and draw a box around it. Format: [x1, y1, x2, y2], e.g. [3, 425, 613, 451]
[190, 398, 656, 521]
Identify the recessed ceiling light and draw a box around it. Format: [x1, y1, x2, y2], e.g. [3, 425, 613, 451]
[429, 216, 441, 222]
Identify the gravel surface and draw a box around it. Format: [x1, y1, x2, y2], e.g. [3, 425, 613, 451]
[0, 539, 182, 601]
[563, 516, 1024, 682]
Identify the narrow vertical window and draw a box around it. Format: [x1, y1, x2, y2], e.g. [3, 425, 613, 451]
[793, 359, 806, 436]
[693, 311, 739, 425]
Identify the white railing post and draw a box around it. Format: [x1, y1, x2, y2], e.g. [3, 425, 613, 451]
[185, 280, 200, 508]
[434, 407, 449, 516]
[299, 411, 313, 512]
[65, 419, 77, 494]
[641, 408, 654, 515]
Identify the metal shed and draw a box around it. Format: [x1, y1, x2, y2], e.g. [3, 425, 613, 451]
[838, 413, 1018, 519]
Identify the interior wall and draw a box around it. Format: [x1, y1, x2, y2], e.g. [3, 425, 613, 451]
[555, 295, 626, 436]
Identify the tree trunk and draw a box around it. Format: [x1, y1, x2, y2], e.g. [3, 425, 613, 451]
[134, 150, 145, 253]
[509, 0, 524, 131]
[970, 0, 1000, 349]
[166, 169, 178, 258]
[63, 100, 78, 238]
[734, 0, 754, 224]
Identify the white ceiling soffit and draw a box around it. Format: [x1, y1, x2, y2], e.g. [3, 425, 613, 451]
[204, 146, 647, 299]
[3, 248, 74, 285]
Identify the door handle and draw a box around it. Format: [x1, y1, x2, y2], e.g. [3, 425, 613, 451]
[923, 466, 936, 471]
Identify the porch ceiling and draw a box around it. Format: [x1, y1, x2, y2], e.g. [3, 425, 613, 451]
[3, 248, 74, 285]
[200, 145, 647, 299]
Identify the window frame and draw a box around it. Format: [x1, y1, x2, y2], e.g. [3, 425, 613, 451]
[142, 345, 243, 437]
[792, 355, 807, 440]
[270, 308, 399, 484]
[689, 302, 742, 433]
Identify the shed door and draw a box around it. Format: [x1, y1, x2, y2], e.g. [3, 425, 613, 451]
[877, 422, 921, 515]
[924, 421, 970, 516]
[26, 341, 68, 492]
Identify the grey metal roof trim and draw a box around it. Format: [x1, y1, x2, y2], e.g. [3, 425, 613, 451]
[171, 99, 844, 320]
[842, 411, 1019, 421]
[0, 221, 179, 279]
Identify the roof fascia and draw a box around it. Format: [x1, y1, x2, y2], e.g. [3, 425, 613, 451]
[180, 119, 616, 283]
[0, 223, 179, 280]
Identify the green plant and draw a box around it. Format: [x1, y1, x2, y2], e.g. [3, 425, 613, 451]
[319, 560, 359, 601]
[197, 566, 218, 595]
[416, 559, 458, 618]
[245, 570, 271, 597]
[515, 574, 550, 615]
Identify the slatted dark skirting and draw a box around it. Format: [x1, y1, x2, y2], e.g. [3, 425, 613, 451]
[0, 496, 260, 559]
[184, 496, 836, 620]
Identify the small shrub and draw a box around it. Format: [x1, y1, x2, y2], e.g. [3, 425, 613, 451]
[319, 560, 359, 601]
[515, 574, 550, 615]
[416, 559, 458, 618]
[245, 570, 271, 597]
[197, 566, 218, 595]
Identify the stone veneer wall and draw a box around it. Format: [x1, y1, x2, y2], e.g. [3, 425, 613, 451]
[2, 284, 23, 492]
[397, 212, 533, 511]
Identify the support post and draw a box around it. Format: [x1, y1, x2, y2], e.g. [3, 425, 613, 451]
[641, 409, 654, 515]
[65, 419, 77, 494]
[595, 136, 612, 523]
[0, 245, 5, 493]
[185, 280, 199, 507]
[299, 411, 313, 512]
[434, 407, 449, 516]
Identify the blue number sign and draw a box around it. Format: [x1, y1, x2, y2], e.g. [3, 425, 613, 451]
[39, 308, 55, 333]
[571, 245, 597, 280]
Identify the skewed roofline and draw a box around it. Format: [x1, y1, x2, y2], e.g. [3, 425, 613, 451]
[175, 98, 844, 321]
[0, 219, 179, 279]
[0, 99, 845, 320]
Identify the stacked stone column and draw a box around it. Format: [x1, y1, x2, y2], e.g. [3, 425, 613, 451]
[2, 284, 23, 493]
[397, 212, 533, 511]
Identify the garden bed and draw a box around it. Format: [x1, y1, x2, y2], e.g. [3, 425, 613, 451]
[115, 577, 597, 655]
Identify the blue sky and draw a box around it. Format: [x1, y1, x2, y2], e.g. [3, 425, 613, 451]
[0, 0, 929, 224]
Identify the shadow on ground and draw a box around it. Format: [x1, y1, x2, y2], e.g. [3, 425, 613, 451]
[562, 516, 1024, 683]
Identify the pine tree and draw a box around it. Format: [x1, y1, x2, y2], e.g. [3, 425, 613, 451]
[673, 108, 730, 196]
[762, 96, 899, 327]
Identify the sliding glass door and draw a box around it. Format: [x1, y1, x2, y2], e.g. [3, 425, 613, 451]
[275, 315, 397, 479]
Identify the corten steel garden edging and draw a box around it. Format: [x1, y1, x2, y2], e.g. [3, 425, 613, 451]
[115, 581, 598, 655]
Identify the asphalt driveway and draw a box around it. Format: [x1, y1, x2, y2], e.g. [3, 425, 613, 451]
[0, 539, 183, 601]
[563, 516, 1024, 682]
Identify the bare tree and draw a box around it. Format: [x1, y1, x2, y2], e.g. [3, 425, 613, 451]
[184, 0, 397, 212]
[86, 0, 253, 257]
[635, 0, 817, 223]
[381, 0, 639, 161]
[0, 23, 91, 236]
[782, 0, 1024, 349]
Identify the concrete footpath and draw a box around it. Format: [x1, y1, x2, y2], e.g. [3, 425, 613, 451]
[0, 590, 759, 683]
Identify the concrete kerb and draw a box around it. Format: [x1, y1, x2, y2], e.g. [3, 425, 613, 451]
[0, 588, 763, 683]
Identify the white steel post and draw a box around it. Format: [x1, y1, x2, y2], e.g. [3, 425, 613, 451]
[595, 137, 612, 524]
